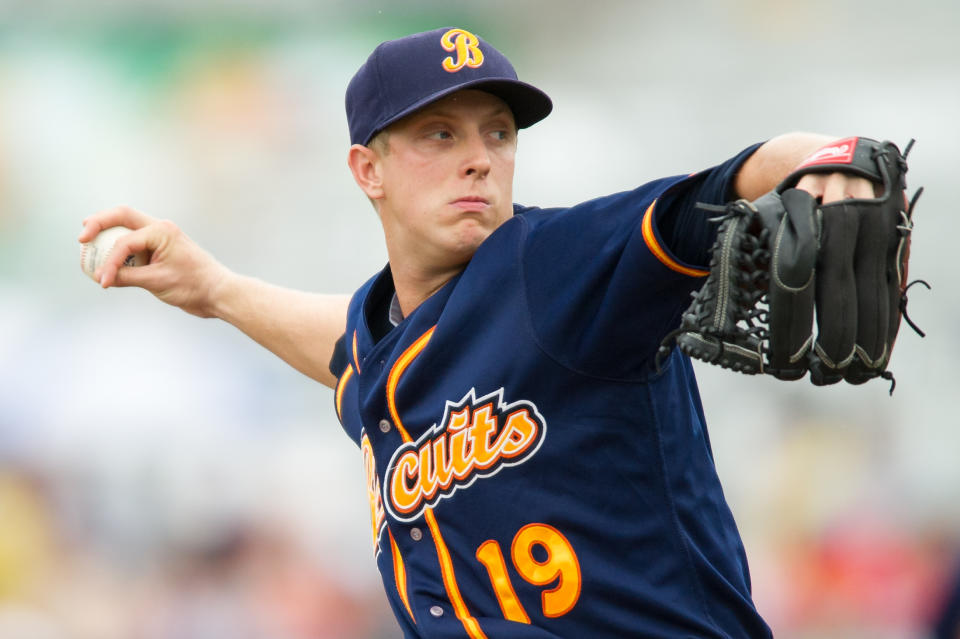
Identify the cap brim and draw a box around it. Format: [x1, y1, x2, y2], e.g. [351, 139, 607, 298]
[367, 78, 552, 144]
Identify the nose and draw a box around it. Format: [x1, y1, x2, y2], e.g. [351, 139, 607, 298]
[461, 132, 491, 179]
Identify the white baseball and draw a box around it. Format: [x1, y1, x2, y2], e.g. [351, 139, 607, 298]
[80, 226, 150, 282]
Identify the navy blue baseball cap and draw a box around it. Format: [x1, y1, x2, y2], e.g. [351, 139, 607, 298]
[346, 27, 553, 146]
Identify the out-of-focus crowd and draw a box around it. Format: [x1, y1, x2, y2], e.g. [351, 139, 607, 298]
[3, 456, 960, 639]
[0, 463, 397, 639]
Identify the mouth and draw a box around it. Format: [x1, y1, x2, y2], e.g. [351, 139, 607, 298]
[451, 196, 490, 212]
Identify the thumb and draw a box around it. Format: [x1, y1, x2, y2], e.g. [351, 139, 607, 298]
[96, 224, 161, 288]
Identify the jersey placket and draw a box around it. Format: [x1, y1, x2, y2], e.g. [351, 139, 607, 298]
[379, 325, 491, 639]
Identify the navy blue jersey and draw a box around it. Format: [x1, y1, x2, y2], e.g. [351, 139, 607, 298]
[934, 557, 960, 639]
[332, 145, 772, 638]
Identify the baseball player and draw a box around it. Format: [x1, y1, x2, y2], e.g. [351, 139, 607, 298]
[80, 27, 912, 638]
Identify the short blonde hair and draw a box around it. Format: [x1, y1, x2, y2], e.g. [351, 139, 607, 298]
[368, 129, 390, 156]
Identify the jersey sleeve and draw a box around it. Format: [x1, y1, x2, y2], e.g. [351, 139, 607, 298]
[328, 332, 349, 379]
[518, 144, 761, 380]
[654, 143, 763, 266]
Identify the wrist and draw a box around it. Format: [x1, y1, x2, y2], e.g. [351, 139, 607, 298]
[203, 266, 244, 321]
[734, 132, 835, 201]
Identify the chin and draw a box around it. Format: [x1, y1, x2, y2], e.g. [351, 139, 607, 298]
[436, 237, 482, 268]
[453, 224, 495, 253]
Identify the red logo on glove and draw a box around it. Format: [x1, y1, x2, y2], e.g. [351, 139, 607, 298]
[797, 136, 859, 169]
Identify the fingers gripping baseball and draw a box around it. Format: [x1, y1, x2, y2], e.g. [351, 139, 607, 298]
[79, 207, 230, 318]
[78, 205, 155, 244]
[79, 206, 154, 286]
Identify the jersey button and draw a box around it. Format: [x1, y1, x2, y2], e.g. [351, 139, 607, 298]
[410, 527, 423, 541]
[379, 419, 391, 433]
[429, 605, 444, 618]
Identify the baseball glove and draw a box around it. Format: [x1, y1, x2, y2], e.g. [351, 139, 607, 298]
[659, 137, 926, 391]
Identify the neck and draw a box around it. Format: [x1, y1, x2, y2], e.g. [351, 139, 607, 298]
[390, 261, 464, 318]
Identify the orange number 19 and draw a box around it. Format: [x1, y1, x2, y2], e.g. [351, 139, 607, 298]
[475, 523, 581, 622]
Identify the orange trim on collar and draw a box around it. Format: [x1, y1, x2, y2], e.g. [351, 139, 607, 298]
[335, 363, 354, 422]
[352, 330, 362, 374]
[386, 327, 435, 444]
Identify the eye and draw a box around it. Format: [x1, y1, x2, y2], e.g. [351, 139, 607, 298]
[488, 127, 516, 143]
[427, 129, 453, 141]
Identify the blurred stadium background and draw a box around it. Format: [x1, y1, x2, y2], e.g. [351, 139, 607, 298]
[1, 1, 958, 637]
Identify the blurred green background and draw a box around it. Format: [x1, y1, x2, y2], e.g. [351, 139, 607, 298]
[1, 1, 958, 637]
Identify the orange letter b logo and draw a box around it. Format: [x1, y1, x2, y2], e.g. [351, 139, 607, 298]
[441, 28, 484, 72]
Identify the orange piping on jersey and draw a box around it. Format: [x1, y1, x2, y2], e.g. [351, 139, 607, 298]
[335, 364, 354, 422]
[641, 200, 710, 278]
[352, 330, 362, 374]
[424, 508, 487, 638]
[386, 326, 436, 443]
[386, 326, 488, 639]
[389, 529, 416, 623]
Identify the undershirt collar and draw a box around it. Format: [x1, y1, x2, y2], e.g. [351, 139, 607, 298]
[388, 293, 404, 327]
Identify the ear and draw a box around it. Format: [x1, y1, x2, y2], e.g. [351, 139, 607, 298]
[347, 144, 385, 201]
